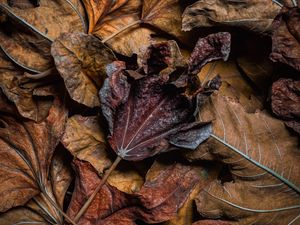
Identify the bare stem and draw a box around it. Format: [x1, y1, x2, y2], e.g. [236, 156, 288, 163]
[74, 156, 122, 223]
[101, 20, 141, 43]
[41, 191, 77, 225]
[24, 67, 56, 79]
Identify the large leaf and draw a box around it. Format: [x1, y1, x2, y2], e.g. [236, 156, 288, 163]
[182, 0, 281, 33]
[0, 98, 67, 212]
[185, 61, 300, 224]
[270, 6, 300, 72]
[51, 32, 116, 108]
[0, 148, 73, 225]
[0, 0, 86, 72]
[61, 115, 147, 193]
[67, 159, 202, 225]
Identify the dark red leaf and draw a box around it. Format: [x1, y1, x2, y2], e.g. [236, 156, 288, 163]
[188, 32, 231, 74]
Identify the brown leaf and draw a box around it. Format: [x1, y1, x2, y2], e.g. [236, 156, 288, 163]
[271, 78, 300, 135]
[0, 98, 67, 212]
[270, 6, 300, 71]
[185, 62, 300, 224]
[182, 0, 281, 33]
[193, 221, 231, 225]
[0, 51, 60, 121]
[0, 148, 73, 225]
[141, 0, 188, 43]
[0, 0, 86, 72]
[67, 159, 201, 225]
[8, 0, 40, 8]
[100, 57, 211, 161]
[61, 115, 145, 193]
[93, 0, 155, 56]
[51, 32, 116, 108]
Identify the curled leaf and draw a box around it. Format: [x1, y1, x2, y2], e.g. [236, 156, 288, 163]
[182, 0, 281, 33]
[270, 6, 300, 71]
[51, 32, 116, 107]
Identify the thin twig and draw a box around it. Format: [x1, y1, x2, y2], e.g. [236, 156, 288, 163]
[74, 156, 122, 223]
[41, 191, 77, 225]
[101, 20, 141, 43]
[24, 67, 56, 79]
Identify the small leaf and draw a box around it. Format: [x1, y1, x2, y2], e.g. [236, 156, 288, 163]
[51, 32, 116, 107]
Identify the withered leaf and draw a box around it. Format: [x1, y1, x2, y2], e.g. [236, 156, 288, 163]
[67, 159, 200, 225]
[93, 0, 155, 56]
[271, 78, 300, 135]
[188, 32, 231, 74]
[270, 6, 300, 71]
[100, 63, 211, 160]
[0, 0, 86, 72]
[61, 115, 145, 193]
[182, 0, 281, 33]
[0, 51, 60, 121]
[141, 0, 189, 43]
[192, 221, 231, 225]
[186, 63, 300, 224]
[0, 148, 73, 225]
[0, 98, 67, 213]
[51, 32, 116, 108]
[8, 0, 40, 8]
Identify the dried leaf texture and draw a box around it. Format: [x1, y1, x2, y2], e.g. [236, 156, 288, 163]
[271, 78, 300, 135]
[51, 32, 116, 108]
[0, 51, 59, 121]
[0, 0, 86, 72]
[93, 0, 155, 56]
[186, 62, 300, 224]
[67, 159, 201, 225]
[182, 0, 281, 33]
[270, 6, 300, 71]
[62, 115, 145, 193]
[0, 99, 67, 212]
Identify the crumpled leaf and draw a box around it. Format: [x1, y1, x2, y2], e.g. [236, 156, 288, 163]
[67, 159, 201, 225]
[0, 98, 67, 213]
[270, 6, 300, 71]
[51, 32, 116, 108]
[271, 78, 300, 135]
[93, 0, 155, 56]
[0, 148, 73, 225]
[61, 115, 146, 193]
[141, 0, 189, 43]
[0, 51, 60, 121]
[99, 40, 220, 161]
[182, 0, 281, 33]
[184, 62, 300, 224]
[0, 0, 86, 72]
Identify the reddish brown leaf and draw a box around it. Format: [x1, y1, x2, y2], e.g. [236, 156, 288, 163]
[100, 63, 210, 161]
[271, 78, 300, 135]
[193, 221, 231, 225]
[270, 6, 300, 71]
[67, 159, 201, 225]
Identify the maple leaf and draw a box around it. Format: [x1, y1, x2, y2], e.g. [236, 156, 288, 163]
[67, 159, 203, 225]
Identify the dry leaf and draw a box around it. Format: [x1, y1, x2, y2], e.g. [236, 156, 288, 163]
[270, 6, 300, 71]
[67, 159, 201, 225]
[93, 0, 155, 56]
[8, 0, 40, 8]
[271, 78, 300, 135]
[182, 0, 281, 33]
[193, 221, 231, 225]
[184, 61, 300, 224]
[61, 115, 145, 193]
[141, 0, 188, 43]
[51, 32, 116, 108]
[0, 148, 73, 225]
[0, 98, 67, 213]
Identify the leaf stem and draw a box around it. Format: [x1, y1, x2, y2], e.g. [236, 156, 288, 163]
[101, 20, 141, 43]
[24, 67, 56, 79]
[74, 156, 122, 223]
[41, 191, 77, 225]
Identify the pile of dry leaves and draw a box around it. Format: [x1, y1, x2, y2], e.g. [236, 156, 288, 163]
[0, 0, 299, 225]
